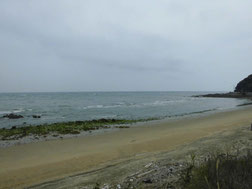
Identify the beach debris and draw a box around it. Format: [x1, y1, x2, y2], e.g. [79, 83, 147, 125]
[101, 184, 110, 189]
[137, 169, 155, 178]
[3, 113, 23, 119]
[144, 162, 153, 168]
[32, 115, 41, 118]
[129, 170, 141, 177]
[116, 184, 121, 189]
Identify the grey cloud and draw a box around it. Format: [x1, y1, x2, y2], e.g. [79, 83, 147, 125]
[0, 0, 252, 92]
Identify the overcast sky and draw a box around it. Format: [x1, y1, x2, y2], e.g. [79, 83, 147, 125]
[0, 0, 251, 92]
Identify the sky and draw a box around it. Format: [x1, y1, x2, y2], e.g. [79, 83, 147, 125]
[0, 0, 252, 92]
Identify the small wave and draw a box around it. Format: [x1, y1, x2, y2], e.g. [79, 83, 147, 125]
[82, 100, 188, 110]
[168, 108, 218, 118]
[91, 115, 118, 119]
[0, 108, 25, 115]
[187, 108, 218, 115]
[83, 105, 104, 109]
[143, 99, 186, 106]
[58, 105, 71, 108]
[0, 111, 12, 115]
[12, 109, 25, 113]
[103, 105, 122, 108]
[83, 103, 130, 109]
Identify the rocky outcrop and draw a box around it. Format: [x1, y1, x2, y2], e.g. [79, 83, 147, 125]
[235, 74, 252, 93]
[195, 92, 252, 98]
[3, 114, 24, 119]
[196, 74, 252, 99]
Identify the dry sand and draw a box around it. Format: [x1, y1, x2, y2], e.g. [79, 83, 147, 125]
[0, 106, 252, 189]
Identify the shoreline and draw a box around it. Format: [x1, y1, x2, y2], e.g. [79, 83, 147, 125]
[0, 106, 252, 188]
[0, 105, 245, 148]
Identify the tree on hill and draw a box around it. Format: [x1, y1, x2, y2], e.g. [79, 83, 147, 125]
[235, 74, 252, 93]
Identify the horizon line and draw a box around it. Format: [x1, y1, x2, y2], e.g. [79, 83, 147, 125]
[0, 90, 230, 94]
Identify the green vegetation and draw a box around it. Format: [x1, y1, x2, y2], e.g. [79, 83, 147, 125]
[180, 151, 252, 189]
[0, 119, 141, 140]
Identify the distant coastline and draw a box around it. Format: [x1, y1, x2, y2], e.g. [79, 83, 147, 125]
[195, 92, 252, 99]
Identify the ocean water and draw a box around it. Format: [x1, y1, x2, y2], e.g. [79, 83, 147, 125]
[0, 91, 249, 129]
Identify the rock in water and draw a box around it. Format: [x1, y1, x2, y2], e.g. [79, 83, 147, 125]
[235, 74, 252, 93]
[3, 113, 24, 119]
[32, 115, 41, 118]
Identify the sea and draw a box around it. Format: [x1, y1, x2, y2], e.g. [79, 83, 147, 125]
[0, 91, 250, 129]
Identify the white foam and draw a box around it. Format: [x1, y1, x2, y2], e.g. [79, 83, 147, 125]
[12, 109, 24, 113]
[83, 104, 125, 109]
[143, 99, 186, 106]
[0, 111, 11, 115]
[83, 105, 104, 109]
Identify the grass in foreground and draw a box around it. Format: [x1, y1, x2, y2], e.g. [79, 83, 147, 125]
[180, 151, 252, 189]
[0, 119, 142, 140]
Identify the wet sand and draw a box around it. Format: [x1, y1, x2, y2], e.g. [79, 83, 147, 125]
[0, 106, 252, 189]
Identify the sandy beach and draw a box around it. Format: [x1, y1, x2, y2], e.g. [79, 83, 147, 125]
[0, 106, 252, 189]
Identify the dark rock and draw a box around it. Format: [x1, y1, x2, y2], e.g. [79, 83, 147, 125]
[3, 114, 24, 119]
[11, 126, 17, 129]
[99, 118, 108, 122]
[32, 115, 41, 118]
[235, 74, 252, 93]
[142, 178, 153, 184]
[115, 126, 130, 129]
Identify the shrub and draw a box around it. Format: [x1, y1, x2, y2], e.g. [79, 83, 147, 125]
[181, 151, 252, 189]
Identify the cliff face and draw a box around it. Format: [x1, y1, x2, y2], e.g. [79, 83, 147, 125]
[235, 74, 252, 93]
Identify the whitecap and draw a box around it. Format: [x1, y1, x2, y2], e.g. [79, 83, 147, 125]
[0, 111, 11, 115]
[12, 109, 25, 113]
[143, 99, 186, 107]
[83, 105, 104, 109]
